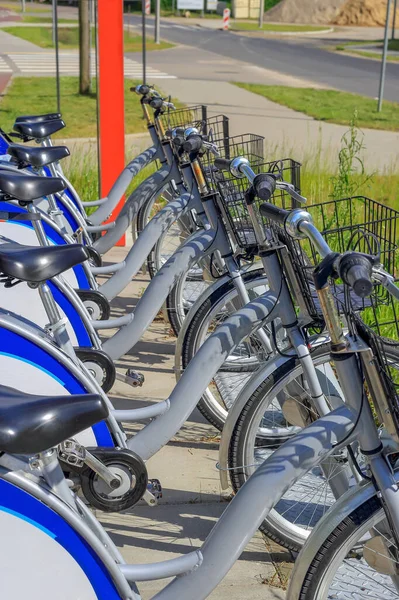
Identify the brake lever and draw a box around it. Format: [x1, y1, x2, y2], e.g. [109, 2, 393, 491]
[372, 266, 399, 301]
[201, 140, 220, 157]
[276, 181, 307, 204]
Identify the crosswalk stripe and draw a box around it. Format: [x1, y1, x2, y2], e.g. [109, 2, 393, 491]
[5, 52, 177, 79]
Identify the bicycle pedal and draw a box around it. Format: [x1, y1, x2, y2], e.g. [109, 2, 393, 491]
[148, 478, 162, 500]
[117, 369, 145, 388]
[126, 369, 145, 387]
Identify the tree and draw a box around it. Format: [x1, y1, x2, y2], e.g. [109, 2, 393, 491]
[79, 0, 90, 95]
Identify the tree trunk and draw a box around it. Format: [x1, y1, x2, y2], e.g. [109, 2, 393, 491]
[79, 0, 90, 95]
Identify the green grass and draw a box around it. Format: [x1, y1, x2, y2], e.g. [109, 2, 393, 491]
[21, 16, 77, 23]
[335, 39, 399, 51]
[0, 76, 154, 138]
[3, 26, 174, 51]
[0, 0, 48, 12]
[65, 145, 157, 205]
[350, 50, 399, 62]
[233, 83, 399, 132]
[231, 22, 328, 32]
[335, 39, 399, 62]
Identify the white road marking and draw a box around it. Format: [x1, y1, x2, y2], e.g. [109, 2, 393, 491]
[6, 52, 177, 79]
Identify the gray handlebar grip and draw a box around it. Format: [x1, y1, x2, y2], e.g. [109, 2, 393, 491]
[339, 253, 373, 298]
[259, 202, 289, 225]
[183, 135, 203, 153]
[253, 174, 277, 202]
[214, 158, 231, 171]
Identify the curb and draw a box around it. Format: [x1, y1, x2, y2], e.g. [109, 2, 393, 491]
[229, 26, 334, 37]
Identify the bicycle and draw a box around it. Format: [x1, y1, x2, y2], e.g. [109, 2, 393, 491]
[2, 197, 397, 598]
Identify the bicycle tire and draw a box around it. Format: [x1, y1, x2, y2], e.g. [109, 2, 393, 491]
[295, 495, 392, 600]
[181, 268, 269, 431]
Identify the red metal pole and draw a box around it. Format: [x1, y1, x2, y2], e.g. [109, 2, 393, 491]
[97, 0, 125, 246]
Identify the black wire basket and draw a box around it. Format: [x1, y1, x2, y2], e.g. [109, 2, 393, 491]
[213, 156, 301, 249]
[158, 104, 207, 131]
[201, 114, 230, 146]
[271, 196, 399, 328]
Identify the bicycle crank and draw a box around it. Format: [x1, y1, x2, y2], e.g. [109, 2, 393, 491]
[59, 441, 148, 512]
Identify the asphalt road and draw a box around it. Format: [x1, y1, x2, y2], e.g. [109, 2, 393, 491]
[126, 15, 399, 101]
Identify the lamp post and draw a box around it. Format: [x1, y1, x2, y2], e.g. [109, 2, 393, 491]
[155, 0, 161, 43]
[142, 0, 147, 84]
[53, 0, 60, 114]
[378, 0, 392, 112]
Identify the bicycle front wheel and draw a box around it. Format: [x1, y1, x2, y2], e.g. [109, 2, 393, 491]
[229, 342, 399, 552]
[291, 494, 399, 600]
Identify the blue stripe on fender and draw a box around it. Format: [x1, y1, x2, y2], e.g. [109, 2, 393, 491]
[0, 134, 9, 154]
[43, 166, 82, 212]
[55, 196, 81, 233]
[0, 479, 122, 599]
[0, 327, 113, 447]
[0, 202, 90, 289]
[48, 281, 92, 347]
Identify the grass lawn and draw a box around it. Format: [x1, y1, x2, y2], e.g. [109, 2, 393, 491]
[231, 22, 329, 32]
[21, 16, 77, 23]
[0, 76, 156, 138]
[350, 50, 399, 62]
[0, 0, 48, 12]
[335, 39, 399, 62]
[3, 26, 174, 51]
[233, 83, 399, 132]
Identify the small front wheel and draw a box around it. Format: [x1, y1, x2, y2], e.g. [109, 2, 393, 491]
[80, 449, 148, 512]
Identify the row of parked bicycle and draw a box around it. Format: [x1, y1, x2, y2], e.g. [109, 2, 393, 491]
[0, 83, 398, 599]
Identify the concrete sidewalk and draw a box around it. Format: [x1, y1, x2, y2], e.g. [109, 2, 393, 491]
[0, 26, 43, 51]
[96, 245, 289, 599]
[156, 77, 399, 171]
[59, 70, 399, 173]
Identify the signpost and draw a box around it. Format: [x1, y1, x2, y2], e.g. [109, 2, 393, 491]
[223, 7, 230, 30]
[155, 0, 160, 44]
[258, 0, 264, 28]
[378, 0, 392, 112]
[98, 0, 125, 246]
[142, 0, 147, 85]
[53, 0, 60, 114]
[177, 0, 204, 9]
[206, 0, 217, 9]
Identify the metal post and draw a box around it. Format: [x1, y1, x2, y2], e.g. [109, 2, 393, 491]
[94, 0, 100, 199]
[258, 0, 264, 28]
[378, 0, 392, 112]
[52, 0, 56, 46]
[392, 0, 397, 39]
[98, 0, 126, 246]
[155, 0, 160, 44]
[54, 0, 60, 114]
[79, 0, 91, 94]
[89, 0, 93, 92]
[142, 0, 147, 84]
[21, 0, 25, 12]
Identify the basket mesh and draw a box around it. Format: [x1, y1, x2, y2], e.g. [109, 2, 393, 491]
[214, 156, 301, 249]
[274, 196, 399, 325]
[158, 105, 207, 131]
[201, 114, 230, 146]
[272, 195, 399, 432]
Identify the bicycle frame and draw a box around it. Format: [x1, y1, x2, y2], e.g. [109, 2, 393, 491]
[0, 397, 357, 600]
